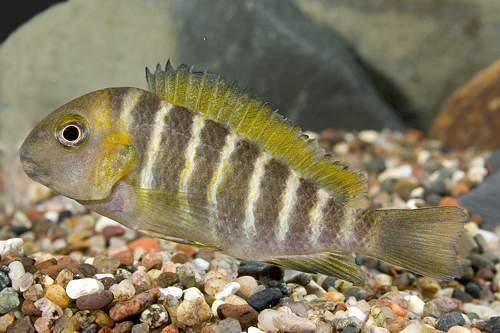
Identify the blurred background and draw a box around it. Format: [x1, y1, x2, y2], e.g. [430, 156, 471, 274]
[1, 0, 500, 226]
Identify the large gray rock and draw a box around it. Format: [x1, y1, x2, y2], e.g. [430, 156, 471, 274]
[172, 0, 406, 133]
[0, 0, 177, 147]
[459, 150, 500, 231]
[292, 0, 500, 130]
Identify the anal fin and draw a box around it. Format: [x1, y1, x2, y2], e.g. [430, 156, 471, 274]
[266, 251, 364, 285]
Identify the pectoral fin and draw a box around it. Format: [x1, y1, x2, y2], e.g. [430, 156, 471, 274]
[266, 251, 364, 284]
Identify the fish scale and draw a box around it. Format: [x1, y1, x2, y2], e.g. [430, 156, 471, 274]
[19, 61, 467, 284]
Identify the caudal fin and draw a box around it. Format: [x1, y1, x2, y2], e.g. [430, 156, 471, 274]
[362, 206, 467, 280]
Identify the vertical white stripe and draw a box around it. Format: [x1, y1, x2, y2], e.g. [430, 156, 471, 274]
[276, 171, 301, 244]
[179, 115, 206, 192]
[243, 153, 272, 239]
[309, 188, 330, 240]
[120, 89, 143, 130]
[139, 102, 173, 188]
[209, 133, 239, 229]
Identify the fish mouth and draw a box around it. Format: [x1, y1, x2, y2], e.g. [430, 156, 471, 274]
[19, 155, 49, 178]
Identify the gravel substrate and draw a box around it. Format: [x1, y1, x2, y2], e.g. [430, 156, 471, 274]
[1, 128, 499, 333]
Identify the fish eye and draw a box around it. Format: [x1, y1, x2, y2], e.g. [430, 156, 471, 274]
[55, 119, 88, 149]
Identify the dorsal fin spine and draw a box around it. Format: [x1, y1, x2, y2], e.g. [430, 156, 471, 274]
[146, 62, 367, 202]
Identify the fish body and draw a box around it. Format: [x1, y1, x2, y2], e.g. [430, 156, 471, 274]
[20, 62, 466, 283]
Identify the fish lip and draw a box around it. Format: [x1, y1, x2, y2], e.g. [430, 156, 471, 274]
[19, 156, 49, 177]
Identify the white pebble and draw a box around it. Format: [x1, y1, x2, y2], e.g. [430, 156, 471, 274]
[94, 273, 115, 279]
[348, 306, 367, 321]
[183, 287, 204, 301]
[399, 323, 423, 333]
[358, 130, 379, 143]
[212, 299, 225, 317]
[463, 303, 500, 320]
[65, 278, 104, 299]
[272, 312, 317, 333]
[34, 298, 63, 319]
[303, 131, 319, 141]
[406, 198, 426, 209]
[475, 229, 499, 244]
[18, 272, 34, 292]
[114, 279, 136, 301]
[0, 238, 24, 257]
[215, 282, 240, 300]
[409, 186, 425, 198]
[248, 327, 265, 333]
[192, 258, 210, 271]
[84, 257, 94, 265]
[8, 261, 25, 290]
[378, 164, 413, 181]
[44, 211, 59, 223]
[452, 170, 466, 184]
[417, 150, 431, 164]
[94, 215, 123, 232]
[303, 294, 318, 302]
[405, 295, 424, 315]
[159, 287, 183, 299]
[257, 309, 279, 332]
[470, 156, 486, 168]
[375, 274, 393, 286]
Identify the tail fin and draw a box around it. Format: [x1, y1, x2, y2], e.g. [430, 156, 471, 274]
[362, 206, 467, 280]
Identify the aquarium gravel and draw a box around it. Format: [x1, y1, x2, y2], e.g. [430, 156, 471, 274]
[0, 128, 499, 333]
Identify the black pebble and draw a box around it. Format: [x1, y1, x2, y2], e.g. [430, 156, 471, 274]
[156, 272, 179, 288]
[286, 273, 311, 286]
[486, 316, 500, 333]
[258, 265, 285, 286]
[321, 276, 337, 291]
[76, 263, 97, 278]
[57, 210, 73, 223]
[343, 287, 366, 301]
[238, 261, 266, 279]
[465, 282, 482, 299]
[247, 287, 283, 311]
[451, 288, 474, 303]
[341, 327, 360, 333]
[435, 312, 466, 332]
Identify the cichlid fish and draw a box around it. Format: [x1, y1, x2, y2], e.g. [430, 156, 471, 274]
[19, 61, 466, 283]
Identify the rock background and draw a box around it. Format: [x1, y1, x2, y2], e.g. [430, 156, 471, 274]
[2, 0, 500, 148]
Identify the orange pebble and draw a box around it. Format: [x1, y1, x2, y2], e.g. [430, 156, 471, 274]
[128, 236, 160, 252]
[389, 302, 407, 317]
[439, 196, 462, 207]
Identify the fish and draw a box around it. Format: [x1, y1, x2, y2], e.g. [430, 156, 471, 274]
[19, 61, 466, 284]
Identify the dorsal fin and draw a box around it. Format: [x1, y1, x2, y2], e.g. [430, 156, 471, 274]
[146, 61, 366, 203]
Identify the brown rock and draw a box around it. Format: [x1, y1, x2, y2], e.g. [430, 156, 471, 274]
[450, 182, 470, 197]
[113, 250, 134, 267]
[110, 321, 134, 333]
[217, 303, 259, 330]
[102, 226, 125, 240]
[76, 290, 114, 310]
[161, 324, 180, 333]
[439, 196, 462, 208]
[109, 288, 161, 321]
[200, 326, 217, 333]
[21, 300, 43, 317]
[41, 264, 66, 280]
[430, 59, 500, 150]
[432, 297, 461, 313]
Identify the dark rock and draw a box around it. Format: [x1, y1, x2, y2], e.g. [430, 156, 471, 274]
[170, 253, 190, 264]
[468, 312, 480, 321]
[0, 271, 10, 289]
[486, 316, 500, 333]
[31, 216, 53, 235]
[259, 265, 285, 286]
[451, 288, 474, 303]
[286, 273, 312, 286]
[5, 315, 35, 333]
[476, 268, 495, 281]
[111, 321, 134, 333]
[156, 272, 179, 288]
[393, 272, 417, 290]
[57, 210, 72, 223]
[340, 327, 359, 333]
[75, 263, 97, 278]
[468, 252, 496, 271]
[343, 287, 365, 301]
[76, 290, 114, 310]
[331, 318, 359, 331]
[98, 277, 117, 290]
[173, 0, 406, 133]
[465, 282, 482, 299]
[217, 303, 259, 331]
[435, 311, 466, 332]
[321, 276, 337, 291]
[238, 262, 266, 279]
[21, 300, 42, 317]
[247, 287, 283, 311]
[475, 234, 489, 254]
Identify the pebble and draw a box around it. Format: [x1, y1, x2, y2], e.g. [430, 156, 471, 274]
[76, 290, 114, 310]
[215, 281, 241, 300]
[45, 284, 70, 309]
[218, 317, 243, 333]
[235, 276, 258, 297]
[217, 303, 259, 330]
[159, 286, 183, 299]
[405, 295, 425, 315]
[205, 269, 228, 296]
[66, 278, 104, 299]
[176, 296, 212, 326]
[247, 287, 283, 311]
[113, 279, 136, 302]
[109, 288, 160, 321]
[287, 273, 312, 286]
[34, 317, 52, 333]
[272, 312, 317, 333]
[140, 304, 169, 328]
[435, 311, 466, 332]
[34, 297, 63, 319]
[486, 316, 500, 333]
[463, 303, 500, 320]
[184, 287, 205, 301]
[0, 287, 20, 314]
[348, 306, 367, 321]
[0, 238, 24, 257]
[448, 326, 472, 333]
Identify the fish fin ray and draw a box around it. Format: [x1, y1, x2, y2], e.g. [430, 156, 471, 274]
[362, 207, 467, 280]
[266, 251, 364, 284]
[139, 229, 221, 251]
[145, 62, 366, 204]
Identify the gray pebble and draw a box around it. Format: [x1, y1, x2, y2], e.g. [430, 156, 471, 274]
[435, 311, 466, 332]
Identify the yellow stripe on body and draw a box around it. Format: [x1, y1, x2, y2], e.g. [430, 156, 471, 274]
[276, 171, 301, 244]
[309, 188, 330, 240]
[179, 115, 206, 192]
[119, 89, 143, 130]
[243, 153, 272, 239]
[139, 102, 173, 189]
[208, 132, 239, 230]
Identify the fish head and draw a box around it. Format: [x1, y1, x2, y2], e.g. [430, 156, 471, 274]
[19, 88, 136, 201]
